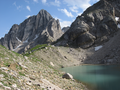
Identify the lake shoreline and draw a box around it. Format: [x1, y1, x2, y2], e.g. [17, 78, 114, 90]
[61, 64, 120, 90]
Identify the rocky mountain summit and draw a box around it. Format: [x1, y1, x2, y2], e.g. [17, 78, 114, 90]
[57, 0, 120, 48]
[0, 9, 63, 53]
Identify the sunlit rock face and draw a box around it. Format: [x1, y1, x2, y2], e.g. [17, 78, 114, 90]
[0, 9, 63, 53]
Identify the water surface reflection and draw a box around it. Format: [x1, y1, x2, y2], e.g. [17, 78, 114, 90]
[61, 65, 120, 90]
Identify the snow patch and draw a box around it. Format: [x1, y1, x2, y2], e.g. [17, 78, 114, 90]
[23, 40, 28, 43]
[13, 44, 21, 51]
[118, 24, 120, 28]
[16, 37, 21, 42]
[23, 38, 29, 43]
[33, 34, 39, 40]
[95, 45, 103, 51]
[115, 17, 119, 21]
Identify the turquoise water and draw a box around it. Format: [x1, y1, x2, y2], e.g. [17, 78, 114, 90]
[61, 65, 120, 90]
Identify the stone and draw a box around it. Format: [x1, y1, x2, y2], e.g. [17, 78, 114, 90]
[0, 67, 9, 70]
[18, 62, 28, 69]
[24, 56, 28, 60]
[12, 84, 17, 88]
[32, 80, 41, 86]
[50, 62, 54, 67]
[62, 73, 73, 79]
[45, 47, 48, 49]
[4, 86, 11, 90]
[29, 76, 36, 80]
[0, 74, 4, 78]
[0, 82, 3, 86]
[26, 81, 32, 86]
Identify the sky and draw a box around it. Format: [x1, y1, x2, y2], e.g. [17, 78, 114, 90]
[0, 0, 99, 38]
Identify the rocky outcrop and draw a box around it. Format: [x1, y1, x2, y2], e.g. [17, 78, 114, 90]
[0, 9, 63, 53]
[57, 0, 120, 48]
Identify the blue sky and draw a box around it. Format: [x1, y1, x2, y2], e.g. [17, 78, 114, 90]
[0, 0, 99, 38]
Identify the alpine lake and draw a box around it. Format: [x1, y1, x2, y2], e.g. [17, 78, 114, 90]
[61, 64, 120, 90]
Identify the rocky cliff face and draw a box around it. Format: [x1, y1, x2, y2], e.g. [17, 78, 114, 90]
[57, 0, 120, 48]
[0, 9, 63, 53]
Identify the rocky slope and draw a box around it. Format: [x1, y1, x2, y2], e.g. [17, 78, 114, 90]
[0, 9, 63, 53]
[0, 45, 88, 90]
[56, 0, 120, 48]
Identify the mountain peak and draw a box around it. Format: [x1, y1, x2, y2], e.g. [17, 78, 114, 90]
[38, 9, 52, 18]
[0, 9, 63, 53]
[39, 9, 47, 12]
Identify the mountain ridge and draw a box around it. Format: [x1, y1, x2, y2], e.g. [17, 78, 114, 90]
[56, 0, 120, 48]
[0, 9, 63, 53]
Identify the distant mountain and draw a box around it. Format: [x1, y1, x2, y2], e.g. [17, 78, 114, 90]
[62, 26, 70, 33]
[0, 9, 63, 53]
[56, 0, 120, 48]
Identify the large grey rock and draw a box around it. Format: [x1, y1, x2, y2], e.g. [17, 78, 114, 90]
[62, 73, 73, 79]
[0, 9, 63, 53]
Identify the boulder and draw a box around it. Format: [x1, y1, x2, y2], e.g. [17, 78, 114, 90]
[62, 73, 73, 79]
[50, 62, 54, 67]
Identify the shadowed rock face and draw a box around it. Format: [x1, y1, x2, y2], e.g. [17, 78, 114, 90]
[0, 9, 63, 53]
[58, 0, 120, 48]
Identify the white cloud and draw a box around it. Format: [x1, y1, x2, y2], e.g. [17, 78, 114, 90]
[50, 0, 60, 7]
[58, 8, 74, 18]
[33, 0, 38, 3]
[13, 2, 16, 6]
[26, 6, 31, 11]
[63, 0, 91, 11]
[54, 16, 72, 28]
[77, 12, 82, 16]
[13, 2, 22, 10]
[26, 15, 31, 18]
[69, 6, 78, 13]
[60, 21, 72, 28]
[53, 16, 61, 21]
[41, 0, 47, 4]
[25, 0, 29, 3]
[17, 6, 22, 10]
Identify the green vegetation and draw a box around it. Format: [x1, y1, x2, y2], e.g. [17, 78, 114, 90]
[30, 44, 48, 51]
[4, 62, 10, 67]
[0, 70, 8, 78]
[19, 72, 25, 76]
[0, 45, 6, 49]
[16, 65, 22, 70]
[23, 44, 48, 56]
[0, 70, 17, 87]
